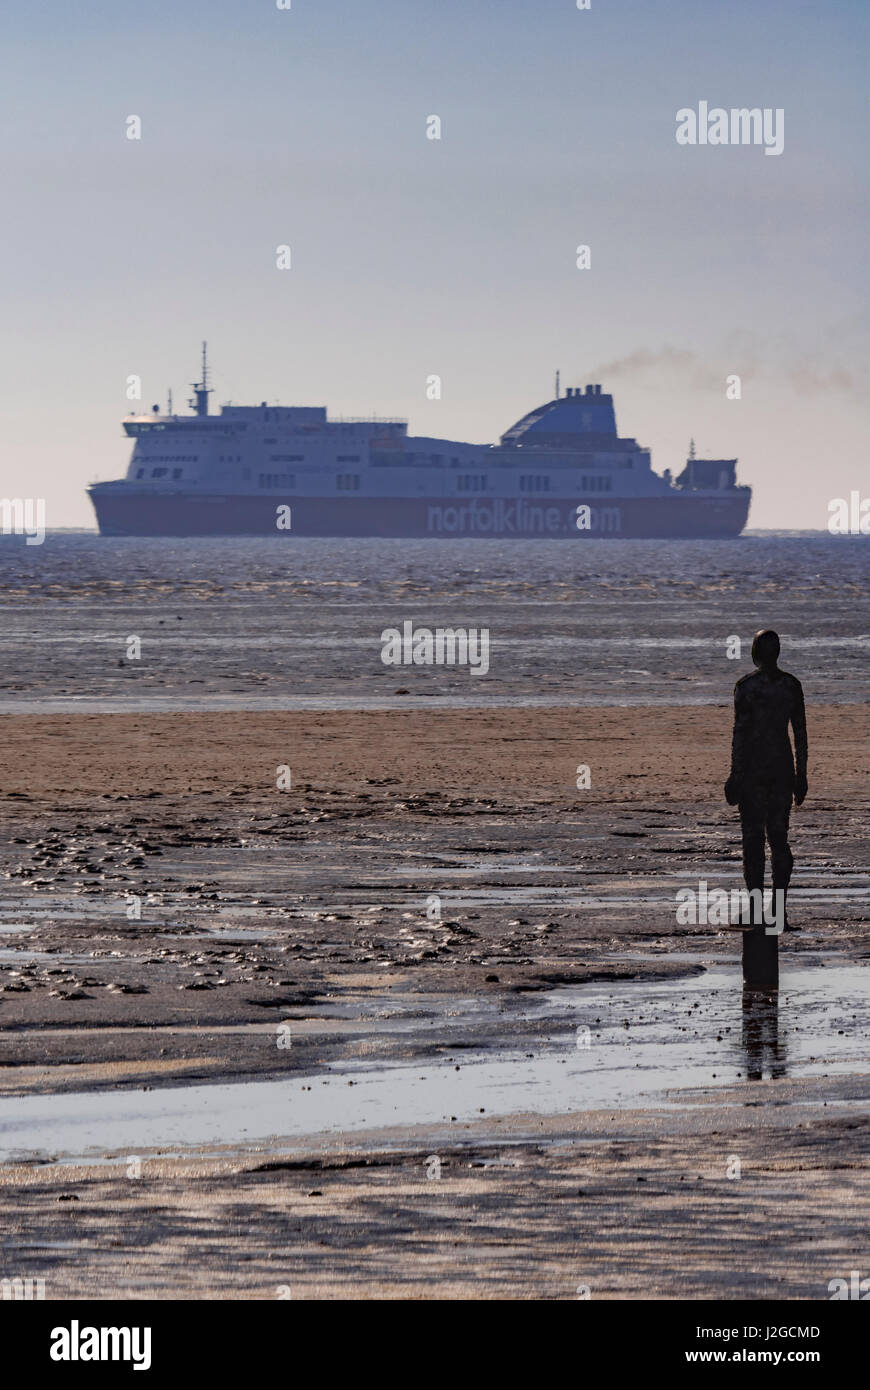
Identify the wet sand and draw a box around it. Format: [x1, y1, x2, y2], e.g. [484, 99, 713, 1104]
[0, 705, 868, 1297]
[3, 1091, 869, 1300]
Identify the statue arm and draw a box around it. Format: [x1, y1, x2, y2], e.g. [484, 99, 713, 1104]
[725, 682, 748, 803]
[791, 680, 808, 781]
[730, 682, 749, 780]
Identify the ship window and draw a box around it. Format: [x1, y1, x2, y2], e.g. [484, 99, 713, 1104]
[172, 468, 182, 480]
[151, 467, 168, 478]
[519, 475, 551, 493]
[264, 437, 277, 445]
[258, 473, 296, 489]
[140, 455, 199, 464]
[135, 467, 144, 479]
[336, 455, 360, 463]
[270, 454, 304, 462]
[336, 473, 360, 490]
[456, 474, 488, 492]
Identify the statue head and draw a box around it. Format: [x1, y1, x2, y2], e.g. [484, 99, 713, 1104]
[751, 629, 780, 670]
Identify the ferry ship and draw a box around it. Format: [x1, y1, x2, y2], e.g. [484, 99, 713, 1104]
[88, 347, 752, 538]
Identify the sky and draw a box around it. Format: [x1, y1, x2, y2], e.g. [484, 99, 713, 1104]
[1, 0, 868, 528]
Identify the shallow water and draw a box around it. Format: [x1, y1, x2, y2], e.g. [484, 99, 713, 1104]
[1, 533, 867, 707]
[2, 957, 867, 1162]
[1, 864, 865, 932]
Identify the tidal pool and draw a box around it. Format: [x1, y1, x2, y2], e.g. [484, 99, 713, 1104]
[1, 956, 867, 1162]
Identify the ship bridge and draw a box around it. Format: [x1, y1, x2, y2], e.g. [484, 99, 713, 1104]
[500, 384, 622, 449]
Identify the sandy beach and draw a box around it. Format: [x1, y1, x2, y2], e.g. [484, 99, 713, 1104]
[1, 704, 868, 1297]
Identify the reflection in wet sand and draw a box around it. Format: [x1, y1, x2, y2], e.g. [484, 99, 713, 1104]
[742, 987, 787, 1081]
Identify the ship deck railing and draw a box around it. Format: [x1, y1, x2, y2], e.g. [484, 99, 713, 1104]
[330, 416, 407, 425]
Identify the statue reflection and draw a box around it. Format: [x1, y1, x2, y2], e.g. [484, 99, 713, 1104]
[741, 986, 787, 1080]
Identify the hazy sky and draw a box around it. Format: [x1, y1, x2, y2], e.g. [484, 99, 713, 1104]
[2, 0, 867, 528]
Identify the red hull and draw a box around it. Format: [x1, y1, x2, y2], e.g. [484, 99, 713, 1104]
[88, 487, 751, 539]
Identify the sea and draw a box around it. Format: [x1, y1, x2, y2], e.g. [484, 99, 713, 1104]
[0, 532, 866, 709]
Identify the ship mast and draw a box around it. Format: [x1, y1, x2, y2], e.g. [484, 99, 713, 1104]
[554, 370, 560, 399]
[189, 340, 212, 417]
